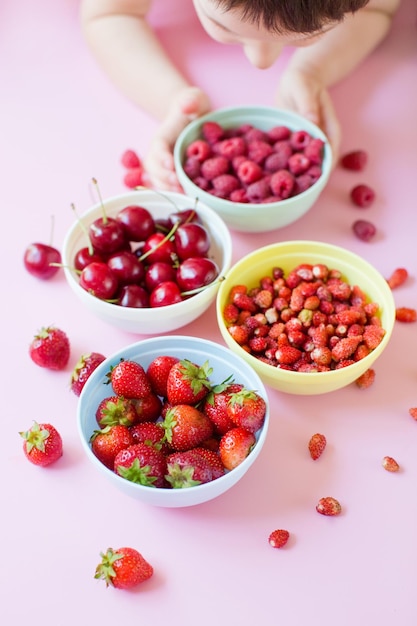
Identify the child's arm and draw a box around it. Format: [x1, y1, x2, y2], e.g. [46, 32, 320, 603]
[276, 0, 401, 157]
[80, 0, 211, 189]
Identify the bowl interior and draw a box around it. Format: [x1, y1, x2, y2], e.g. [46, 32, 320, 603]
[78, 335, 270, 507]
[216, 240, 396, 395]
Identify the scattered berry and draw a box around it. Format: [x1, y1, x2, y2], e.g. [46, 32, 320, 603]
[308, 433, 327, 460]
[340, 150, 368, 171]
[316, 496, 342, 516]
[386, 268, 408, 289]
[95, 547, 153, 589]
[268, 529, 290, 548]
[395, 307, 417, 323]
[352, 219, 376, 242]
[121, 149, 141, 169]
[24, 242, 61, 280]
[29, 326, 70, 370]
[382, 456, 400, 472]
[350, 184, 375, 208]
[20, 421, 63, 467]
[70, 352, 106, 396]
[408, 407, 417, 420]
[123, 167, 144, 189]
[355, 368, 375, 389]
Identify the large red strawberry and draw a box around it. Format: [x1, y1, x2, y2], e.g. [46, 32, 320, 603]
[95, 547, 153, 589]
[165, 450, 214, 487]
[20, 421, 63, 467]
[90, 424, 133, 469]
[130, 421, 171, 455]
[146, 355, 179, 397]
[162, 404, 213, 451]
[219, 426, 256, 471]
[95, 396, 139, 428]
[166, 359, 213, 405]
[114, 443, 167, 487]
[108, 359, 152, 399]
[191, 447, 225, 479]
[203, 382, 243, 435]
[29, 326, 70, 370]
[131, 393, 162, 423]
[226, 388, 267, 433]
[70, 352, 106, 396]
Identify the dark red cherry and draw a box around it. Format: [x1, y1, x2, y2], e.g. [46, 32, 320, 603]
[139, 232, 177, 265]
[117, 284, 150, 308]
[24, 243, 61, 279]
[149, 281, 183, 307]
[116, 205, 156, 241]
[168, 208, 202, 227]
[176, 257, 219, 292]
[145, 262, 177, 292]
[79, 262, 118, 299]
[107, 250, 145, 285]
[89, 217, 126, 254]
[174, 223, 210, 261]
[74, 246, 103, 271]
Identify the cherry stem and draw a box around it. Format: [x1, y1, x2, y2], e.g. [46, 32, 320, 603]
[136, 220, 180, 263]
[180, 275, 225, 297]
[50, 262, 82, 276]
[71, 203, 94, 256]
[92, 177, 107, 224]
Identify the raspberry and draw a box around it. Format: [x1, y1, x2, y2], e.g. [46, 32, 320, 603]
[247, 139, 273, 164]
[288, 153, 311, 175]
[202, 121, 224, 144]
[382, 456, 400, 472]
[350, 184, 375, 208]
[230, 188, 249, 203]
[395, 307, 417, 322]
[306, 165, 322, 182]
[355, 368, 375, 389]
[267, 125, 291, 142]
[246, 177, 271, 202]
[186, 139, 212, 161]
[264, 151, 290, 173]
[308, 433, 326, 460]
[214, 136, 247, 159]
[244, 127, 267, 143]
[200, 156, 229, 181]
[386, 268, 408, 289]
[340, 149, 368, 171]
[352, 219, 376, 242]
[268, 529, 290, 548]
[293, 174, 314, 194]
[270, 170, 295, 199]
[183, 156, 201, 179]
[123, 167, 144, 189]
[290, 130, 311, 150]
[121, 149, 141, 169]
[304, 138, 325, 165]
[192, 176, 210, 191]
[316, 497, 342, 516]
[237, 159, 263, 184]
[212, 174, 240, 197]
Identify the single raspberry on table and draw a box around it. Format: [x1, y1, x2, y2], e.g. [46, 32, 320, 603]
[352, 219, 376, 242]
[350, 184, 375, 208]
[340, 149, 368, 171]
[124, 167, 144, 189]
[121, 149, 141, 169]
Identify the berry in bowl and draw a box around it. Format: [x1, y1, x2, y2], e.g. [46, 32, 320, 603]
[77, 335, 270, 507]
[173, 106, 332, 233]
[216, 240, 395, 395]
[62, 189, 232, 334]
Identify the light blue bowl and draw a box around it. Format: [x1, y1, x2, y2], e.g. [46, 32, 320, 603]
[78, 335, 270, 507]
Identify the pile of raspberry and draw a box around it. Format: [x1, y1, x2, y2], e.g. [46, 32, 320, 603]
[182, 120, 326, 204]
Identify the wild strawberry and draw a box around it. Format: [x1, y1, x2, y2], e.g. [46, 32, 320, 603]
[121, 149, 141, 169]
[20, 421, 63, 467]
[268, 529, 290, 549]
[70, 352, 106, 396]
[395, 307, 417, 323]
[108, 359, 152, 399]
[114, 443, 167, 487]
[90, 424, 133, 469]
[340, 149, 368, 171]
[362, 325, 385, 349]
[228, 324, 250, 345]
[165, 450, 214, 487]
[308, 433, 326, 460]
[382, 456, 400, 473]
[350, 184, 375, 208]
[408, 407, 417, 420]
[331, 336, 361, 362]
[387, 268, 408, 289]
[162, 404, 213, 451]
[29, 326, 70, 370]
[275, 345, 302, 365]
[219, 427, 256, 471]
[232, 291, 258, 312]
[203, 382, 242, 436]
[316, 496, 342, 516]
[191, 447, 225, 479]
[95, 547, 153, 589]
[355, 368, 375, 389]
[226, 388, 267, 433]
[166, 359, 213, 405]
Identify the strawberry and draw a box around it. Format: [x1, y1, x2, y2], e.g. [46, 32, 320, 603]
[165, 450, 214, 487]
[130, 421, 171, 455]
[146, 355, 180, 397]
[162, 404, 213, 451]
[70, 352, 106, 396]
[114, 443, 167, 487]
[191, 447, 225, 479]
[408, 407, 417, 421]
[219, 427, 256, 471]
[95, 547, 153, 589]
[29, 326, 70, 370]
[331, 336, 361, 362]
[395, 307, 417, 323]
[20, 421, 63, 467]
[316, 496, 342, 516]
[166, 359, 213, 405]
[131, 393, 162, 423]
[95, 396, 139, 428]
[203, 383, 242, 435]
[108, 359, 152, 399]
[90, 424, 133, 469]
[308, 433, 326, 460]
[268, 529, 290, 548]
[226, 388, 267, 433]
[355, 368, 375, 389]
[382, 456, 400, 472]
[386, 267, 408, 290]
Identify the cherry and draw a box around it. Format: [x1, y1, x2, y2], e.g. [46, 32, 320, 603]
[79, 262, 118, 299]
[116, 205, 156, 241]
[107, 250, 145, 285]
[118, 284, 150, 308]
[176, 257, 219, 292]
[139, 232, 177, 265]
[168, 208, 201, 227]
[145, 261, 177, 292]
[74, 246, 103, 271]
[174, 223, 210, 261]
[89, 216, 126, 255]
[149, 281, 183, 307]
[24, 243, 61, 279]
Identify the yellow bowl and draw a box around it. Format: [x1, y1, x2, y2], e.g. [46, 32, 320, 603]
[216, 240, 396, 395]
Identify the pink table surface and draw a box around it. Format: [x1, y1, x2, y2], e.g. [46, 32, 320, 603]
[2, 0, 417, 623]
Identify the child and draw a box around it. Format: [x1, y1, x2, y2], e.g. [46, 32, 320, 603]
[80, 0, 400, 190]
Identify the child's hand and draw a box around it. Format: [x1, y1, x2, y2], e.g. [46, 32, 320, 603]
[275, 68, 341, 163]
[143, 87, 211, 190]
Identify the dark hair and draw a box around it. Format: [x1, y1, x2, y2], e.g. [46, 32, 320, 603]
[212, 0, 369, 34]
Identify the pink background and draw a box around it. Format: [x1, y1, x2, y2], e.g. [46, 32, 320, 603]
[2, 0, 417, 623]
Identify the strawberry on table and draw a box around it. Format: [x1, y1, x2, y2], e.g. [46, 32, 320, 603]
[308, 433, 327, 460]
[90, 424, 133, 469]
[107, 359, 152, 399]
[226, 388, 267, 433]
[114, 443, 167, 487]
[162, 404, 213, 451]
[29, 326, 70, 370]
[146, 355, 180, 398]
[70, 352, 106, 396]
[219, 426, 256, 471]
[166, 359, 213, 405]
[95, 547, 153, 589]
[20, 421, 63, 467]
